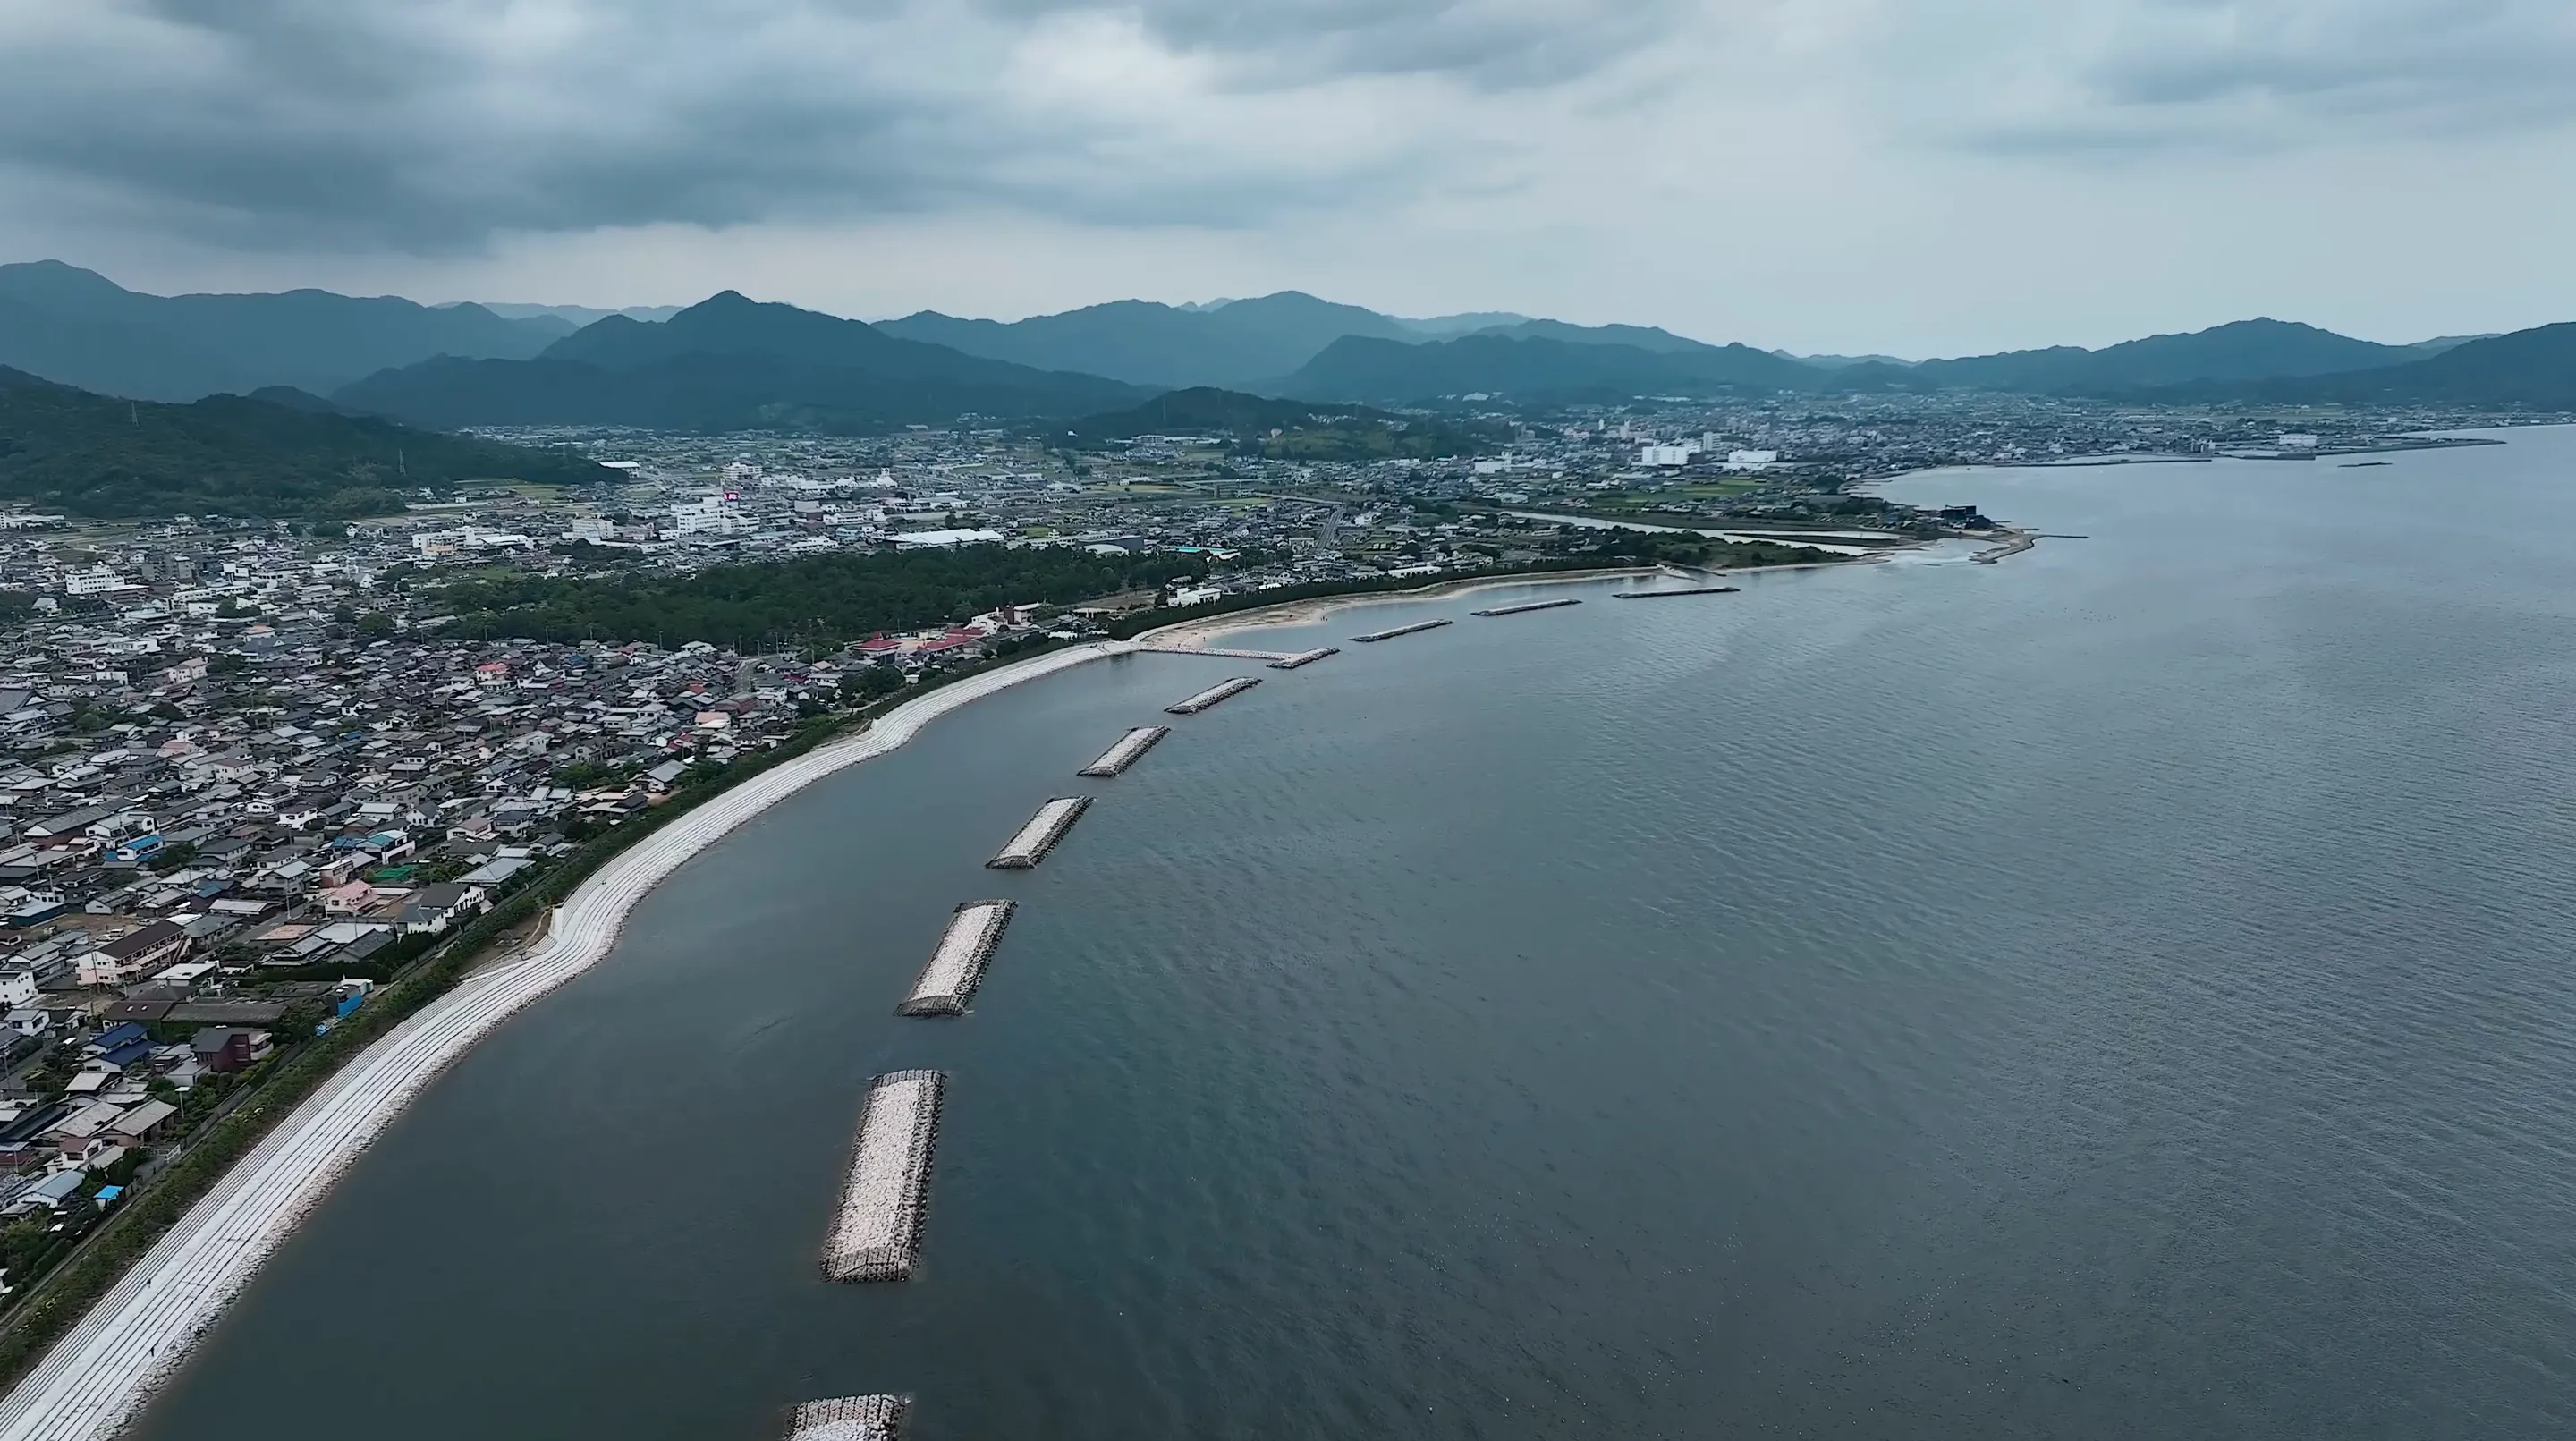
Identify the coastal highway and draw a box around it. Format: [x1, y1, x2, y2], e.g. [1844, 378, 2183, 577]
[0, 641, 1133, 1441]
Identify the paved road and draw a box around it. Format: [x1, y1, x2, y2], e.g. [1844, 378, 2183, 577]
[0, 643, 1131, 1441]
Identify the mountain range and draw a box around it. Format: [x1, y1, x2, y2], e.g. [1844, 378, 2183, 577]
[336, 291, 1147, 432]
[0, 259, 2571, 427]
[0, 261, 561, 402]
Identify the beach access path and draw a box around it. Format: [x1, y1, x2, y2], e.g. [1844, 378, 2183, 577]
[0, 640, 1135, 1441]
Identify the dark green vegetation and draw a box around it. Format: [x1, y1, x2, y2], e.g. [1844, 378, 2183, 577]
[335, 292, 1146, 432]
[0, 368, 618, 518]
[1572, 526, 1857, 569]
[0, 261, 558, 403]
[431, 542, 1207, 647]
[1065, 387, 1502, 459]
[1100, 542, 1837, 640]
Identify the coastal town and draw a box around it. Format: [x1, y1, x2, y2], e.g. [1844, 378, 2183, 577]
[0, 387, 2517, 1322]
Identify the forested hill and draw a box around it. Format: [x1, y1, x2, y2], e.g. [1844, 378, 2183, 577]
[0, 366, 617, 519]
[428, 542, 1209, 648]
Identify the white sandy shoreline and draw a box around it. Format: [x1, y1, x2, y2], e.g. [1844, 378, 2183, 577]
[0, 640, 1139, 1441]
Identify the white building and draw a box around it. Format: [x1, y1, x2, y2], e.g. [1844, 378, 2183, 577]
[669, 496, 748, 538]
[1639, 444, 1699, 468]
[62, 566, 136, 598]
[1724, 449, 1780, 470]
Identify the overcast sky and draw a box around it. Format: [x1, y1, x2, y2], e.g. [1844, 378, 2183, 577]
[4, 0, 2572, 355]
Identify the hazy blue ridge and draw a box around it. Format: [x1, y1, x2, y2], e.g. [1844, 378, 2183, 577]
[0, 260, 561, 402]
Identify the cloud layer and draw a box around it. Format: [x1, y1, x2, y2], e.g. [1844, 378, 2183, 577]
[2, 0, 2572, 350]
[0, 0, 1709, 250]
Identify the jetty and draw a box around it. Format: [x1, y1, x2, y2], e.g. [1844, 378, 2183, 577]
[1471, 598, 1581, 617]
[1612, 586, 1740, 598]
[986, 796, 1090, 869]
[1165, 676, 1260, 715]
[1079, 725, 1169, 777]
[896, 901, 1014, 1017]
[1970, 533, 2037, 564]
[785, 1395, 910, 1440]
[821, 1070, 944, 1284]
[1269, 648, 1339, 669]
[1350, 618, 1453, 642]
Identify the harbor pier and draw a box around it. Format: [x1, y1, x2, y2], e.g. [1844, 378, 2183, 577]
[896, 901, 1015, 1016]
[1079, 725, 1169, 777]
[821, 1071, 945, 1283]
[986, 796, 1092, 869]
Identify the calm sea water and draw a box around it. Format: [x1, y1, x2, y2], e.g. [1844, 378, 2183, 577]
[133, 430, 2576, 1439]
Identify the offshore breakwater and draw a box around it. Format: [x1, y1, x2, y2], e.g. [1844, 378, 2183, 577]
[821, 1071, 945, 1284]
[986, 796, 1092, 869]
[1612, 585, 1739, 598]
[896, 902, 1015, 1017]
[1269, 648, 1338, 669]
[1078, 725, 1168, 778]
[1471, 598, 1582, 617]
[1165, 676, 1261, 715]
[784, 1395, 909, 1441]
[1350, 617, 1453, 642]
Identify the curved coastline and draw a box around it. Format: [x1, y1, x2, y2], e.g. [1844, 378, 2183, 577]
[1136, 566, 1660, 648]
[0, 640, 1138, 1441]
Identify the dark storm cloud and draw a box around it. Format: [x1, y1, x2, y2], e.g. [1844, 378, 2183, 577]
[0, 0, 1686, 253]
